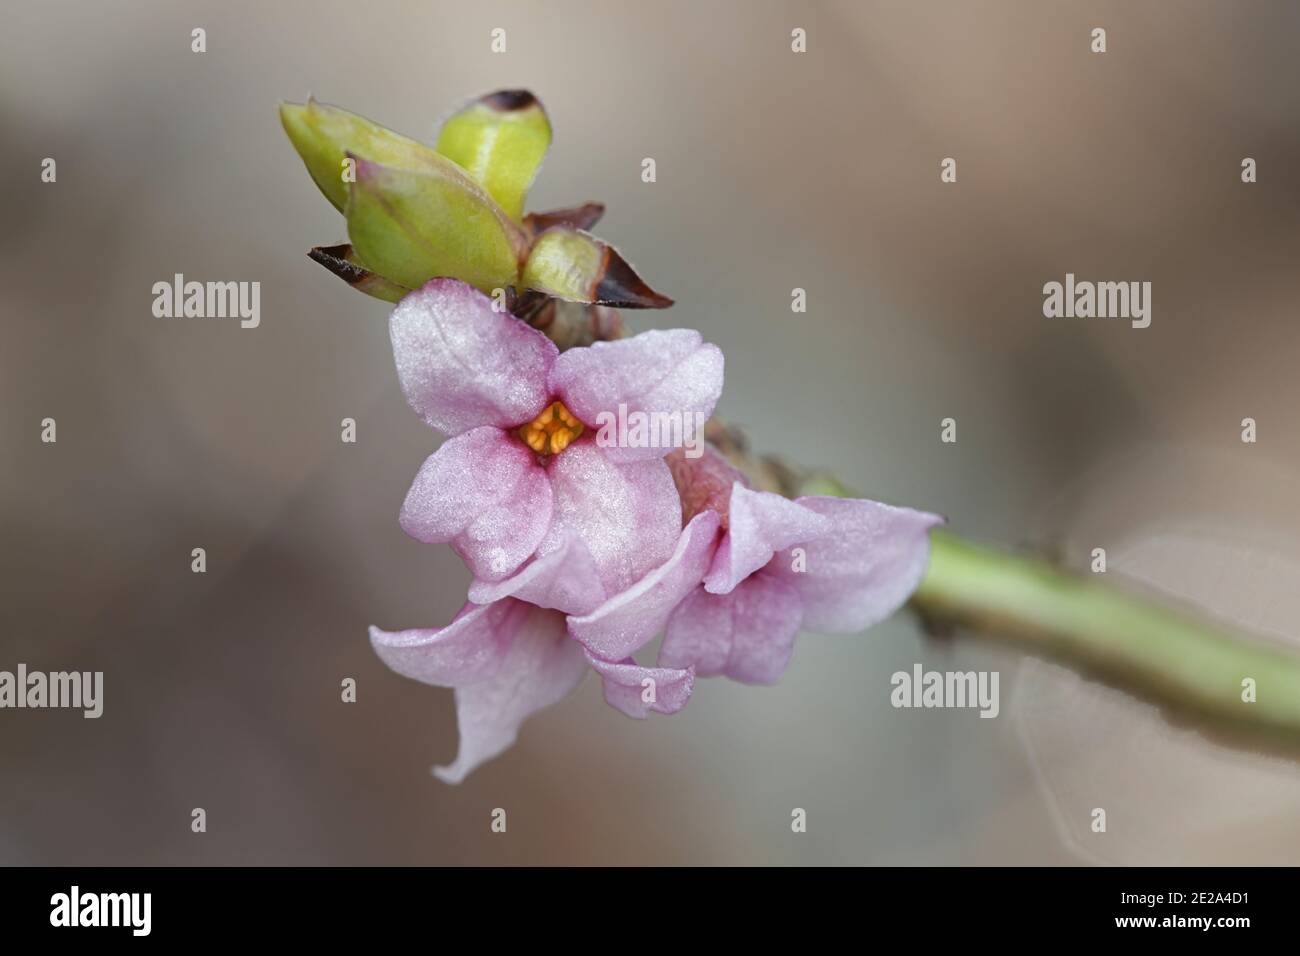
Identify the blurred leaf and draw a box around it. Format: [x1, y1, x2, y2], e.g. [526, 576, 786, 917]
[345, 155, 526, 293]
[520, 227, 672, 308]
[280, 99, 450, 213]
[797, 471, 855, 498]
[308, 243, 410, 303]
[436, 90, 551, 222]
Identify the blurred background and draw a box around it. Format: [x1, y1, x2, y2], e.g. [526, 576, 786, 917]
[2, 0, 1299, 864]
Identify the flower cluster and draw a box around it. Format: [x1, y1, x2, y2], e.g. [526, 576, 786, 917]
[282, 88, 942, 782]
[368, 278, 941, 781]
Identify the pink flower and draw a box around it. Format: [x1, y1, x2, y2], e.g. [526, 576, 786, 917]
[370, 496, 721, 781]
[370, 599, 696, 783]
[391, 278, 724, 628]
[658, 448, 944, 684]
[371, 278, 728, 780]
[371, 279, 940, 781]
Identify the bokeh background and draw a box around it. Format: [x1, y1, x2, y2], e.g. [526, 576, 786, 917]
[3, 0, 1299, 864]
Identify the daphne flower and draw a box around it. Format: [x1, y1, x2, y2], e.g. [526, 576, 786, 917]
[392, 276, 725, 648]
[370, 499, 718, 780]
[659, 448, 944, 683]
[370, 599, 696, 782]
[369, 496, 719, 781]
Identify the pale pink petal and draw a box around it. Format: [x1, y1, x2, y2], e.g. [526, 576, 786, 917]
[567, 510, 721, 660]
[368, 599, 528, 687]
[550, 329, 723, 462]
[434, 605, 588, 783]
[767, 496, 944, 633]
[546, 441, 681, 596]
[399, 426, 552, 581]
[390, 278, 556, 436]
[703, 483, 832, 595]
[661, 574, 804, 684]
[584, 653, 694, 718]
[467, 531, 606, 616]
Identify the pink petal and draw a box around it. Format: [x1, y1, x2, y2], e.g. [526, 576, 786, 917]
[368, 599, 528, 687]
[546, 441, 682, 596]
[703, 483, 832, 595]
[390, 278, 556, 436]
[434, 604, 588, 784]
[584, 653, 694, 718]
[767, 496, 944, 633]
[567, 510, 721, 660]
[399, 426, 553, 581]
[467, 531, 607, 616]
[661, 574, 804, 684]
[549, 329, 723, 462]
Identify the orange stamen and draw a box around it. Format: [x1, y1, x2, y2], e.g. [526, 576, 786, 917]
[518, 400, 584, 456]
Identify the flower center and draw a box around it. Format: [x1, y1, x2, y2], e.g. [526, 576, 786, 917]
[518, 400, 584, 455]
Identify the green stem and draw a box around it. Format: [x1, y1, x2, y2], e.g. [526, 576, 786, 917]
[910, 529, 1300, 743]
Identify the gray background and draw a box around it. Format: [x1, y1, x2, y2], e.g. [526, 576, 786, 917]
[2, 0, 1299, 864]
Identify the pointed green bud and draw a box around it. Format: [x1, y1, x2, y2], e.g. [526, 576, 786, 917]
[307, 244, 411, 303]
[435, 90, 551, 222]
[345, 155, 526, 293]
[520, 227, 673, 308]
[279, 99, 450, 213]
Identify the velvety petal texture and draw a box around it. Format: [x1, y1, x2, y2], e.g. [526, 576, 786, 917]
[436, 604, 587, 783]
[567, 510, 721, 660]
[661, 574, 804, 684]
[390, 279, 555, 436]
[399, 426, 553, 580]
[664, 493, 942, 686]
[550, 329, 724, 462]
[467, 531, 606, 616]
[544, 441, 682, 597]
[369, 599, 526, 687]
[767, 497, 944, 633]
[372, 598, 587, 784]
[585, 653, 694, 718]
[703, 483, 831, 594]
